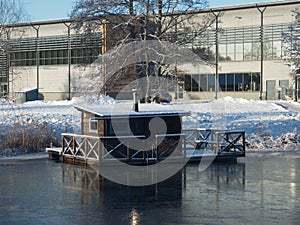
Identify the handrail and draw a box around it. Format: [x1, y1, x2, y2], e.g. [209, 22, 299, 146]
[182, 128, 245, 155]
[155, 133, 186, 138]
[61, 129, 246, 163]
[62, 133, 146, 140]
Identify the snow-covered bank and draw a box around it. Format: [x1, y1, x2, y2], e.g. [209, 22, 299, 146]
[173, 97, 300, 150]
[0, 152, 48, 162]
[0, 96, 299, 156]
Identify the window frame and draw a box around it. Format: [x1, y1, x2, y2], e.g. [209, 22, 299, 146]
[89, 118, 98, 133]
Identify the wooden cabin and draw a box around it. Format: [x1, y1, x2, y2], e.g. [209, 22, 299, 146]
[47, 103, 245, 165]
[74, 104, 190, 160]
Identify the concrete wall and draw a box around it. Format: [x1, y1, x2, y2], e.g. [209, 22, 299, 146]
[11, 64, 99, 100]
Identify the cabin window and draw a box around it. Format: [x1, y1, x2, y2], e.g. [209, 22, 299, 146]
[89, 118, 98, 133]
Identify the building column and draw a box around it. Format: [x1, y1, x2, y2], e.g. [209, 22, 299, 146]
[32, 25, 40, 100]
[257, 6, 267, 100]
[211, 11, 221, 100]
[63, 22, 72, 100]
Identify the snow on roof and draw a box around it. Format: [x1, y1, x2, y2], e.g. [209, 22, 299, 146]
[74, 102, 190, 119]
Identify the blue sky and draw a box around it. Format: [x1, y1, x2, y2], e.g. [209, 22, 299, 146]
[25, 0, 272, 21]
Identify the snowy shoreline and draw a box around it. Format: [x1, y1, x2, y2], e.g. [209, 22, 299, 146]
[0, 152, 48, 161]
[0, 95, 299, 156]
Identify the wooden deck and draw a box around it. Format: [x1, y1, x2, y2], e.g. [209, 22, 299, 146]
[47, 128, 245, 165]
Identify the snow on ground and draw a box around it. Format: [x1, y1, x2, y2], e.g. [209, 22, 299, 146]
[0, 95, 299, 156]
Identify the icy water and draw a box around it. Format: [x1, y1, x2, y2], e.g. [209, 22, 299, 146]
[0, 152, 300, 225]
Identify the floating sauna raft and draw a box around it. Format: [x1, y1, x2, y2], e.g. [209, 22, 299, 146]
[47, 104, 245, 165]
[47, 128, 245, 165]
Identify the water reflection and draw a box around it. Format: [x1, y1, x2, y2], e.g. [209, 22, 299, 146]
[59, 161, 247, 224]
[0, 152, 300, 224]
[61, 162, 185, 224]
[61, 162, 246, 193]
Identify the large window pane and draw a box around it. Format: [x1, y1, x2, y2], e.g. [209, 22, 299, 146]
[200, 74, 208, 91]
[227, 44, 234, 61]
[251, 73, 260, 91]
[63, 49, 68, 58]
[273, 41, 281, 59]
[51, 50, 57, 58]
[208, 74, 215, 92]
[58, 50, 64, 58]
[39, 51, 45, 59]
[235, 73, 243, 91]
[236, 43, 243, 61]
[191, 75, 199, 92]
[219, 44, 226, 61]
[219, 74, 226, 91]
[264, 41, 273, 59]
[51, 58, 57, 65]
[244, 73, 251, 91]
[227, 73, 234, 91]
[184, 75, 192, 92]
[46, 51, 51, 59]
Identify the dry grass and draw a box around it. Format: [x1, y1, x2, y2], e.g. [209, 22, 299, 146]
[0, 119, 62, 155]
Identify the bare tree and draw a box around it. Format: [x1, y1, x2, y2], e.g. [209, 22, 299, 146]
[0, 0, 27, 53]
[0, 0, 28, 98]
[70, 0, 211, 41]
[283, 8, 300, 100]
[70, 0, 214, 100]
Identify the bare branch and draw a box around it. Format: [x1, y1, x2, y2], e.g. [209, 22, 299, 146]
[70, 0, 213, 99]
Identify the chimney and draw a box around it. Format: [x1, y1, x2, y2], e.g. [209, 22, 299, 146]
[132, 89, 139, 112]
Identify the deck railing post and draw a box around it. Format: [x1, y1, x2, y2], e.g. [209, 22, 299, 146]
[242, 132, 246, 157]
[184, 135, 187, 159]
[126, 140, 130, 163]
[62, 135, 64, 154]
[156, 136, 159, 162]
[84, 137, 87, 159]
[216, 132, 220, 155]
[62, 135, 65, 163]
[142, 139, 145, 160]
[72, 136, 76, 157]
[98, 138, 101, 161]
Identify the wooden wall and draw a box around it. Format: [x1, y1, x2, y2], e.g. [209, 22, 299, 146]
[81, 112, 105, 136]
